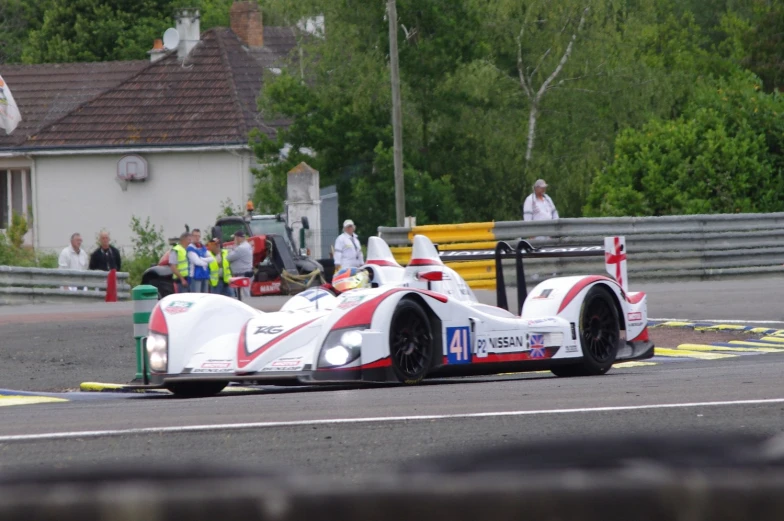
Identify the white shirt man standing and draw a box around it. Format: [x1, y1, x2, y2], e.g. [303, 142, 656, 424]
[333, 219, 364, 270]
[523, 179, 559, 221]
[58, 233, 89, 271]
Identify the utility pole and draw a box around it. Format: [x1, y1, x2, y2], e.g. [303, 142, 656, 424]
[387, 0, 405, 227]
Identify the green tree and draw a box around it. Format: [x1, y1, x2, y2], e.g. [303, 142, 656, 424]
[739, 1, 784, 92]
[0, 0, 51, 63]
[584, 73, 784, 216]
[20, 0, 235, 64]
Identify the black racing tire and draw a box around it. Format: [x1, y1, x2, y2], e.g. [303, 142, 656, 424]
[165, 382, 227, 398]
[551, 285, 620, 378]
[388, 299, 435, 384]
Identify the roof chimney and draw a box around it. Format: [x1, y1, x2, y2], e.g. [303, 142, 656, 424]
[231, 1, 263, 47]
[175, 8, 201, 59]
[148, 39, 166, 63]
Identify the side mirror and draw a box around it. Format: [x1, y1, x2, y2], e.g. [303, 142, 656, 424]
[211, 226, 222, 242]
[301, 216, 310, 230]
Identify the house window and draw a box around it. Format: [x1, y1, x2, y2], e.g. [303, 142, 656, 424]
[0, 169, 32, 230]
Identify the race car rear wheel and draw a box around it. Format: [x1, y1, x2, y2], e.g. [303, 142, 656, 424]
[551, 285, 619, 378]
[165, 381, 227, 398]
[389, 299, 434, 384]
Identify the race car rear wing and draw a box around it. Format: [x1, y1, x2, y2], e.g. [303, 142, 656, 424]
[436, 237, 627, 313]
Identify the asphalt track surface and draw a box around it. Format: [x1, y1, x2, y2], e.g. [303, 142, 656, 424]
[1, 277, 784, 479]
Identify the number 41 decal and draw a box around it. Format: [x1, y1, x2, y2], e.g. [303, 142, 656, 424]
[446, 326, 471, 364]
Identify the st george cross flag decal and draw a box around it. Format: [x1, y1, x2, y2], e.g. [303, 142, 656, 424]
[604, 236, 628, 293]
[0, 73, 22, 135]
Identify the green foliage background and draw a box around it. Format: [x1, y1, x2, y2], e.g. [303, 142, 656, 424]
[3, 0, 783, 236]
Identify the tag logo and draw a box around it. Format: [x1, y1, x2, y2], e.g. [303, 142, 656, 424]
[255, 325, 284, 335]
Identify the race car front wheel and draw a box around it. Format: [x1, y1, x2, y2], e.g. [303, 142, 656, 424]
[165, 381, 228, 398]
[389, 299, 434, 384]
[551, 285, 619, 378]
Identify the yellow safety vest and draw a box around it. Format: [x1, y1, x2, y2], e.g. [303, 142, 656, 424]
[208, 249, 232, 287]
[172, 244, 189, 279]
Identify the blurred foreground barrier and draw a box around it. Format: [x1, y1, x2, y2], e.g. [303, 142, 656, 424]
[0, 265, 131, 305]
[1, 433, 784, 521]
[379, 212, 784, 289]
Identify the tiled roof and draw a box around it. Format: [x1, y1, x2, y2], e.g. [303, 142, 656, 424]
[249, 26, 298, 69]
[0, 61, 147, 148]
[4, 27, 298, 150]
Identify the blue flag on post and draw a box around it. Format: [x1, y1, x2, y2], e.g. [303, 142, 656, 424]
[0, 73, 22, 135]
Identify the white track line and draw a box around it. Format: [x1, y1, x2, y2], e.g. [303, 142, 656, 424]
[2, 398, 784, 443]
[651, 318, 784, 325]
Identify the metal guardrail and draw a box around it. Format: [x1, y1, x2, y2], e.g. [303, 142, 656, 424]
[378, 212, 784, 288]
[0, 266, 131, 305]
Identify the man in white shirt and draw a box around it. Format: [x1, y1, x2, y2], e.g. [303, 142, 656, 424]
[58, 233, 89, 271]
[523, 179, 559, 221]
[333, 219, 364, 270]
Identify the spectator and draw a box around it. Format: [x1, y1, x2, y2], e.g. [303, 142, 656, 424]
[169, 231, 191, 293]
[186, 228, 211, 293]
[207, 238, 234, 298]
[523, 179, 559, 221]
[58, 233, 89, 271]
[89, 231, 121, 272]
[333, 219, 364, 270]
[226, 230, 253, 298]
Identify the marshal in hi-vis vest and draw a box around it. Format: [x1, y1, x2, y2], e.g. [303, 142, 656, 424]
[172, 244, 189, 279]
[208, 249, 232, 287]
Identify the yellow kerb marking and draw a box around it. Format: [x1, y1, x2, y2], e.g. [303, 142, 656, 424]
[0, 396, 68, 407]
[677, 343, 781, 353]
[654, 348, 736, 360]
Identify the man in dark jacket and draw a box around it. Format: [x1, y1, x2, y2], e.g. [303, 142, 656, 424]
[89, 231, 122, 271]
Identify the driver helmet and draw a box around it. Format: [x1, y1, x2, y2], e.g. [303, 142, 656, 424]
[332, 267, 370, 293]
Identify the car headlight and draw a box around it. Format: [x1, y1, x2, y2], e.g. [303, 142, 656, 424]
[145, 332, 168, 373]
[318, 327, 365, 368]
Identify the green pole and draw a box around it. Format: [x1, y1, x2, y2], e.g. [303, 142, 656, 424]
[299, 227, 305, 251]
[132, 285, 159, 382]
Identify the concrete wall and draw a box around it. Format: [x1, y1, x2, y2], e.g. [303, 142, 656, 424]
[32, 150, 254, 252]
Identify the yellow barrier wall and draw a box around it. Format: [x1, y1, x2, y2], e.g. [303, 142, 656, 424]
[390, 225, 498, 290]
[407, 222, 495, 244]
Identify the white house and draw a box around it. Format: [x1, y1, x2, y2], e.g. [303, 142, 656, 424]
[0, 2, 298, 251]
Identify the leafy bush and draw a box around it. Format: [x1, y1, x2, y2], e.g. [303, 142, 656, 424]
[217, 197, 246, 219]
[127, 216, 167, 287]
[0, 213, 56, 267]
[585, 73, 784, 216]
[8, 212, 28, 248]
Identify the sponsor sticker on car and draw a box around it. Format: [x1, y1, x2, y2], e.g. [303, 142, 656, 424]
[261, 356, 306, 372]
[190, 360, 233, 373]
[526, 317, 559, 326]
[627, 312, 642, 322]
[531, 289, 553, 300]
[201, 361, 231, 369]
[337, 295, 368, 310]
[165, 301, 193, 314]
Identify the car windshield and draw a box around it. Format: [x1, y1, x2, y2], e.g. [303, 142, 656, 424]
[218, 220, 246, 239]
[250, 219, 295, 250]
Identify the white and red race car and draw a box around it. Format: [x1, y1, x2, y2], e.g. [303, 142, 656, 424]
[141, 234, 653, 397]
